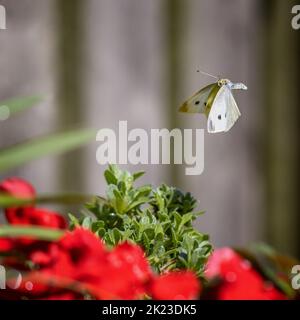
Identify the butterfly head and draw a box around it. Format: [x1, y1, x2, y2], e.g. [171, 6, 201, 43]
[217, 79, 231, 87]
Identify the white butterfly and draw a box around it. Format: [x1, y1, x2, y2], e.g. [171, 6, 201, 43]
[179, 74, 247, 133]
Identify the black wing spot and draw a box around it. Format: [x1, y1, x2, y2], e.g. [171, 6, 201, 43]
[195, 101, 200, 105]
[218, 114, 222, 120]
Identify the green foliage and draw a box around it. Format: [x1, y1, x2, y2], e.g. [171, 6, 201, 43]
[71, 165, 213, 277]
[0, 96, 42, 116]
[0, 129, 96, 173]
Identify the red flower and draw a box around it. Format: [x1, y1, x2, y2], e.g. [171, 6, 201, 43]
[0, 226, 202, 300]
[150, 271, 201, 300]
[0, 177, 36, 199]
[4, 207, 67, 229]
[31, 228, 106, 277]
[99, 242, 153, 299]
[28, 229, 153, 299]
[0, 178, 67, 259]
[0, 178, 67, 229]
[0, 238, 14, 251]
[205, 248, 286, 300]
[108, 242, 152, 283]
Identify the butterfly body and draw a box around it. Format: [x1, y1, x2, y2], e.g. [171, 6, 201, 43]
[179, 79, 247, 133]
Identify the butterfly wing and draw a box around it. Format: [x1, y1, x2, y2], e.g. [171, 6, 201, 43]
[224, 87, 241, 132]
[207, 85, 241, 133]
[207, 85, 227, 133]
[179, 83, 217, 114]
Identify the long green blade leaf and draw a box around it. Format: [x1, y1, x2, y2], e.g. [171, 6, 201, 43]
[0, 193, 102, 208]
[0, 194, 34, 207]
[0, 226, 64, 241]
[0, 96, 42, 116]
[0, 129, 95, 173]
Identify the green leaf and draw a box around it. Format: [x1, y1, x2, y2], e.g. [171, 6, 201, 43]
[0, 96, 42, 116]
[0, 129, 95, 173]
[106, 229, 116, 245]
[68, 214, 80, 228]
[82, 217, 93, 229]
[91, 220, 105, 233]
[0, 194, 34, 207]
[154, 224, 164, 238]
[144, 228, 155, 240]
[0, 225, 63, 241]
[133, 171, 145, 181]
[97, 228, 106, 238]
[126, 197, 149, 212]
[179, 213, 194, 229]
[142, 232, 150, 249]
[104, 169, 118, 185]
[36, 193, 96, 206]
[0, 193, 95, 208]
[112, 228, 122, 243]
[173, 212, 182, 229]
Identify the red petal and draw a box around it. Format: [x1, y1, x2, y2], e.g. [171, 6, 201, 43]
[0, 178, 36, 198]
[150, 271, 201, 300]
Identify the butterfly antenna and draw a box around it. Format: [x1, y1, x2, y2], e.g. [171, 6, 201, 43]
[197, 70, 219, 80]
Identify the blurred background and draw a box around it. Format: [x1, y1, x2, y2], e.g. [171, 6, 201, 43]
[0, 0, 299, 257]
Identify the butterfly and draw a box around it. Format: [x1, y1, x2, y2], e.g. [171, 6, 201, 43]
[179, 72, 247, 133]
